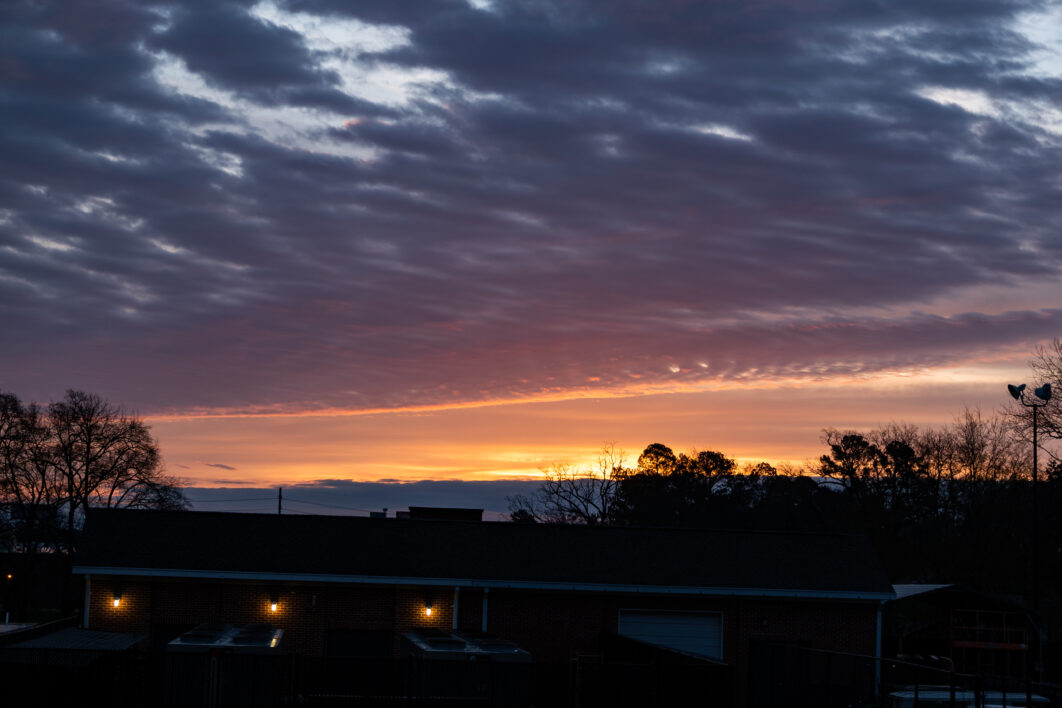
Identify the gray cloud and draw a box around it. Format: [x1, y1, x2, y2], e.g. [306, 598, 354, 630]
[2, 0, 1060, 413]
[184, 479, 543, 517]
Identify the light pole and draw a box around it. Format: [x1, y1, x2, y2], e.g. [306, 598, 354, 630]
[1007, 382, 1052, 610]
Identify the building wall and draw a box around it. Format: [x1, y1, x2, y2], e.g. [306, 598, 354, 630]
[731, 597, 879, 707]
[88, 576, 456, 655]
[86, 574, 878, 666]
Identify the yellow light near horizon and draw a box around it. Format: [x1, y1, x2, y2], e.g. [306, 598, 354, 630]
[150, 362, 1031, 487]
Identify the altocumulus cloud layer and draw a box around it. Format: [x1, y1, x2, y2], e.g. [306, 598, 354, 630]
[2, 0, 1061, 414]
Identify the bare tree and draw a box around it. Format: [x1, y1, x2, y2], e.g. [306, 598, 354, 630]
[507, 444, 627, 524]
[0, 389, 188, 552]
[1009, 338, 1062, 463]
[0, 394, 58, 552]
[948, 407, 1029, 482]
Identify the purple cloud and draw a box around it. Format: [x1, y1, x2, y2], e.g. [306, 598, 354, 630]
[1, 0, 1060, 414]
[203, 462, 238, 471]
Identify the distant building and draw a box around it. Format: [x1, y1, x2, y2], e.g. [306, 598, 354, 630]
[74, 508, 892, 706]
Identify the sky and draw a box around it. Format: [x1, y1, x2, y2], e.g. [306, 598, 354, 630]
[2, 0, 1061, 508]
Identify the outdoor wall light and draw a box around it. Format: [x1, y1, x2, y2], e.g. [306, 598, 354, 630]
[270, 594, 279, 613]
[425, 601, 433, 617]
[112, 591, 122, 608]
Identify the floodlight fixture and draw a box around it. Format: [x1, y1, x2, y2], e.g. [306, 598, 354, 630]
[1006, 380, 1054, 614]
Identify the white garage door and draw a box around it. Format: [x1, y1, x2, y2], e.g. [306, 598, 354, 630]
[617, 610, 723, 659]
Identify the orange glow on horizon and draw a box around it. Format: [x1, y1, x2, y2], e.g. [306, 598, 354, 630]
[149, 359, 1030, 489]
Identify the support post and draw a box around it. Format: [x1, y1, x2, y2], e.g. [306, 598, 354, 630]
[82, 576, 91, 629]
[452, 587, 460, 630]
[482, 588, 489, 633]
[875, 601, 884, 698]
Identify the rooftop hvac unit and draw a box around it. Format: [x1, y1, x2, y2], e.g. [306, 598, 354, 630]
[402, 629, 531, 708]
[165, 624, 291, 708]
[168, 623, 283, 653]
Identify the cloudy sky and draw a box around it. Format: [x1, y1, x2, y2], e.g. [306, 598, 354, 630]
[3, 0, 1061, 492]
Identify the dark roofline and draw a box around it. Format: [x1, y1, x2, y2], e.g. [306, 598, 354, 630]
[74, 509, 894, 601]
[71, 565, 894, 601]
[75, 506, 884, 541]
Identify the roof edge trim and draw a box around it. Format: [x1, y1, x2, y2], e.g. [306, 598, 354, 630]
[71, 566, 894, 601]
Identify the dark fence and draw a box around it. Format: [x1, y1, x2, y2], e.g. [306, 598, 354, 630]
[571, 659, 730, 708]
[749, 642, 1062, 708]
[749, 642, 879, 707]
[12, 643, 1062, 708]
[0, 646, 165, 708]
[299, 655, 529, 707]
[297, 651, 729, 708]
[0, 646, 730, 708]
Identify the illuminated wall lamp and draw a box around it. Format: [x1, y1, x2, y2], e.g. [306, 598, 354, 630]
[112, 591, 122, 608]
[425, 601, 433, 617]
[270, 594, 279, 613]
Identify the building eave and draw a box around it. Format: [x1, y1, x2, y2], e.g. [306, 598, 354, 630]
[72, 565, 893, 601]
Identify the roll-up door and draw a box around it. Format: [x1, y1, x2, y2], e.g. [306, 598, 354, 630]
[617, 610, 723, 659]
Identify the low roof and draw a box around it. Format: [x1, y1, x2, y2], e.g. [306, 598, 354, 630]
[75, 509, 893, 600]
[892, 584, 955, 600]
[8, 628, 145, 651]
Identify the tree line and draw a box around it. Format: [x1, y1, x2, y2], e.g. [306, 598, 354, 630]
[509, 340, 1062, 601]
[509, 410, 1059, 595]
[0, 389, 187, 553]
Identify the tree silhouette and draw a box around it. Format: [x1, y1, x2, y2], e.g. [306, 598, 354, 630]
[0, 389, 188, 552]
[507, 444, 625, 525]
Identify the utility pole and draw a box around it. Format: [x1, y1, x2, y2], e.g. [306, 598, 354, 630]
[278, 487, 283, 515]
[1032, 404, 1038, 610]
[1007, 382, 1051, 612]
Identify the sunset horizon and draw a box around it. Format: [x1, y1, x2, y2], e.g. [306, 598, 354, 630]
[144, 355, 1036, 490]
[4, 0, 1061, 496]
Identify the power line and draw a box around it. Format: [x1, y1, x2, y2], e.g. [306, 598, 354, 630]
[186, 495, 379, 516]
[184, 501, 282, 511]
[282, 495, 376, 513]
[186, 496, 276, 504]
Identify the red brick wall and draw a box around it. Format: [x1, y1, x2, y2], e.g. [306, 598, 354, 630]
[88, 576, 153, 633]
[85, 575, 878, 671]
[481, 591, 876, 664]
[88, 576, 454, 654]
[735, 598, 877, 655]
[730, 597, 879, 706]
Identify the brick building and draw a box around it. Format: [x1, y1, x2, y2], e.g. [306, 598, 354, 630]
[74, 508, 892, 702]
